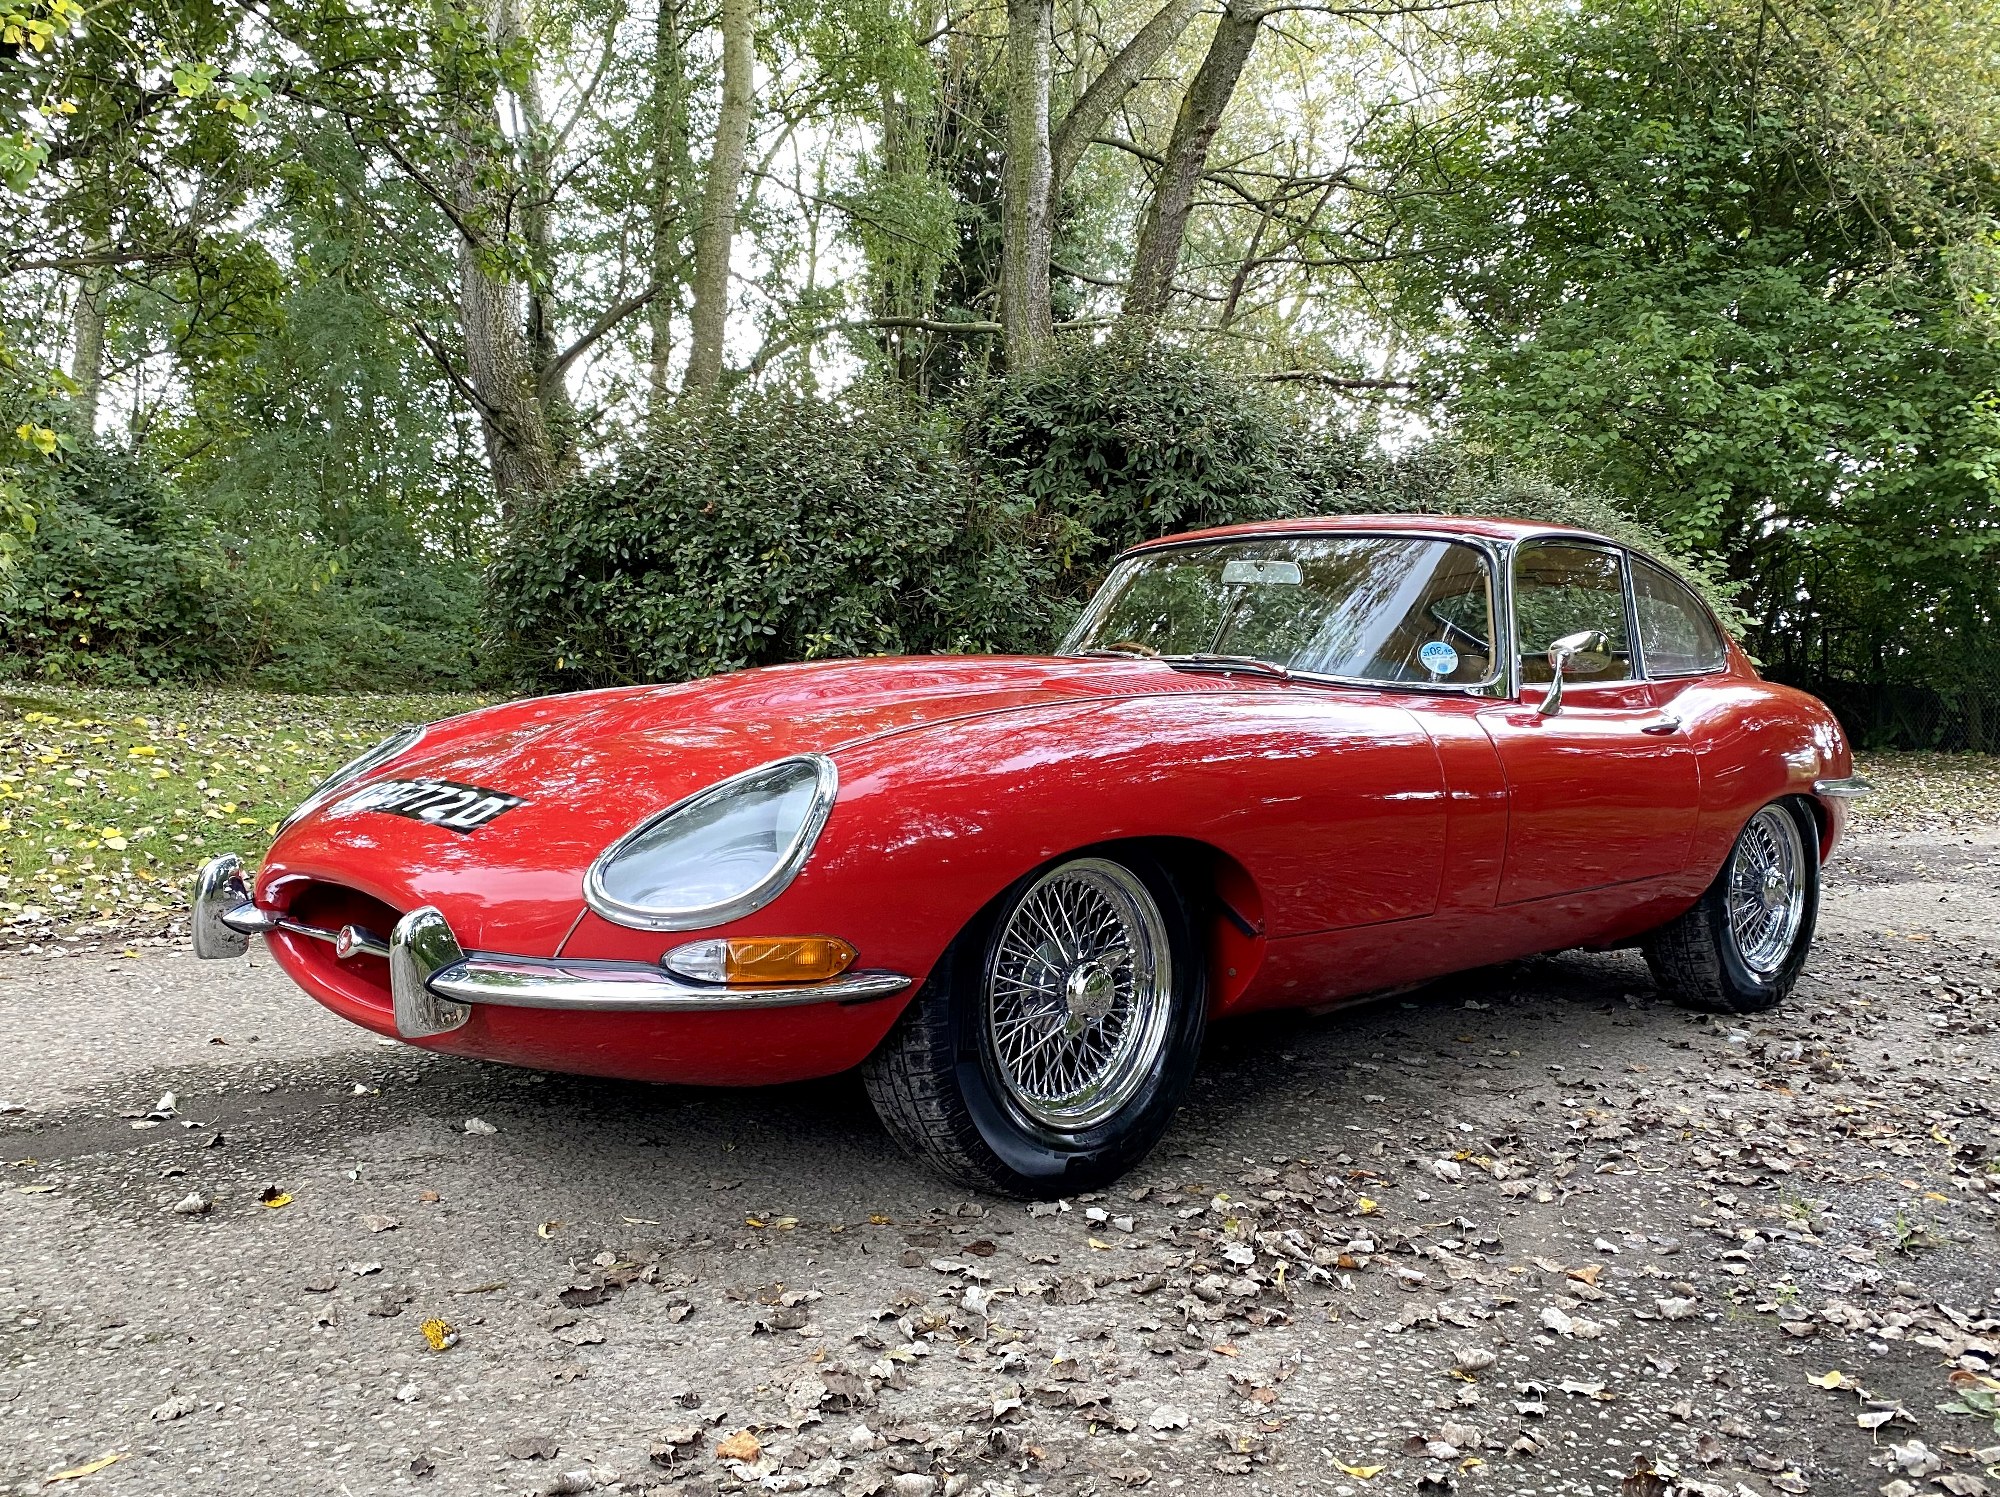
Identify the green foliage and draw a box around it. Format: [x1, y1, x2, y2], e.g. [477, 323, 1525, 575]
[0, 438, 488, 690]
[959, 339, 1308, 601]
[0, 442, 247, 682]
[230, 519, 488, 693]
[485, 389, 1053, 689]
[1368, 0, 2000, 692]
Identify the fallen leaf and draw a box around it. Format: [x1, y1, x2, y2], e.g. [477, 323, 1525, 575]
[258, 1187, 292, 1209]
[420, 1318, 457, 1351]
[44, 1452, 125, 1483]
[715, 1430, 761, 1463]
[1335, 1462, 1384, 1479]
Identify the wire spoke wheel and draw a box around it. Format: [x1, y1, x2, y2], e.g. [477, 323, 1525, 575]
[1726, 806, 1806, 977]
[982, 858, 1175, 1131]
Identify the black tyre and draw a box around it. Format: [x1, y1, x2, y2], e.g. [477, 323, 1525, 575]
[862, 853, 1207, 1197]
[1644, 799, 1820, 1014]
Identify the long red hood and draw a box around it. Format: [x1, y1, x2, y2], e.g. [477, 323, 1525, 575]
[259, 655, 1259, 952]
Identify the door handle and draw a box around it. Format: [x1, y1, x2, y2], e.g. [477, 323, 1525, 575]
[1641, 716, 1682, 735]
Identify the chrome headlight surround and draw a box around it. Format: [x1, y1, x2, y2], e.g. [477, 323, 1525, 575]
[583, 754, 838, 932]
[278, 724, 428, 834]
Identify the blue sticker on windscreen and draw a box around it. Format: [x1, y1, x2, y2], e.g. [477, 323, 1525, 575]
[1419, 640, 1460, 676]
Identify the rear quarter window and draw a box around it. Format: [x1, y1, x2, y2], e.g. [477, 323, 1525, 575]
[1632, 557, 1727, 675]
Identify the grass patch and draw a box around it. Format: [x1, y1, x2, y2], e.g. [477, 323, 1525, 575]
[1, 683, 490, 943]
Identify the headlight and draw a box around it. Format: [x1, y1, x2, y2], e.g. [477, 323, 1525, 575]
[278, 725, 427, 832]
[584, 755, 837, 931]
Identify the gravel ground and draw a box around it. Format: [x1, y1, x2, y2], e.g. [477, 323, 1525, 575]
[3, 816, 1998, 1497]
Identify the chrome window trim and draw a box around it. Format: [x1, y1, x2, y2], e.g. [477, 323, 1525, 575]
[581, 754, 838, 933]
[1625, 551, 1732, 681]
[1067, 528, 1512, 699]
[1503, 533, 1641, 699]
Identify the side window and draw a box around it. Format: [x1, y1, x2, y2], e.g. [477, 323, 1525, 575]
[1514, 542, 1633, 684]
[1631, 558, 1727, 675]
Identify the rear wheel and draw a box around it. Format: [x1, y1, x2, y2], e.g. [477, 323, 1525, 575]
[863, 853, 1206, 1197]
[1645, 800, 1820, 1014]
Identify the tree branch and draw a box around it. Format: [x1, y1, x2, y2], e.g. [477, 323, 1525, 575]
[1243, 371, 1414, 388]
[407, 316, 505, 428]
[742, 314, 1113, 376]
[547, 281, 668, 386]
[1051, 0, 1201, 192]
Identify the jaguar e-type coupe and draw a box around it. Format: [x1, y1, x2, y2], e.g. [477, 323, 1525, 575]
[194, 516, 1865, 1194]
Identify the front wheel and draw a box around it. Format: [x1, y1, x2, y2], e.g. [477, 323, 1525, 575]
[863, 854, 1206, 1197]
[1644, 799, 1820, 1014]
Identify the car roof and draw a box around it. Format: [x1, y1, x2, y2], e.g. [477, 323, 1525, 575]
[1127, 513, 1612, 551]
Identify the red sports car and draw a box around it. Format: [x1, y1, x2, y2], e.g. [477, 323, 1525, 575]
[194, 516, 1864, 1194]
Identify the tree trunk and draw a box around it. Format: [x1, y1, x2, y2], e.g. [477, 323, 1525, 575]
[446, 0, 564, 515]
[516, 28, 580, 456]
[68, 260, 108, 436]
[1050, 0, 1199, 195]
[1000, 0, 1054, 369]
[681, 0, 756, 401]
[647, 0, 691, 425]
[1120, 0, 1265, 326]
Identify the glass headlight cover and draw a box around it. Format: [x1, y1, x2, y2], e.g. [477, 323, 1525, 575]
[584, 755, 837, 931]
[278, 724, 427, 832]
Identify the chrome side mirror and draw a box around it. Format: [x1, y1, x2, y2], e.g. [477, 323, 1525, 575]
[1537, 629, 1614, 717]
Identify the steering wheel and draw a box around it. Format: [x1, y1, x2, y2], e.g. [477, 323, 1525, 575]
[1426, 602, 1489, 654]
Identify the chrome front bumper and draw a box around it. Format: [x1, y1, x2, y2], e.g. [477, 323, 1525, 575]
[1812, 775, 1872, 798]
[192, 854, 911, 1039]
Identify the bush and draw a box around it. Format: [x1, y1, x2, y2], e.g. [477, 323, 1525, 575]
[0, 443, 250, 683]
[485, 390, 1052, 689]
[1, 441, 489, 690]
[488, 347, 1739, 691]
[234, 513, 490, 692]
[958, 339, 1308, 602]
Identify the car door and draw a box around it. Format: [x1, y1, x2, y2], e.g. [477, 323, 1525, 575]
[1478, 539, 1700, 905]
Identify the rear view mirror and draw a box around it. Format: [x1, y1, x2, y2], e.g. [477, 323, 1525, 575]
[1220, 559, 1302, 587]
[1538, 629, 1614, 717]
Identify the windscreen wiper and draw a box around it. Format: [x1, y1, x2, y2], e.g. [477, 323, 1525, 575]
[1161, 653, 1293, 681]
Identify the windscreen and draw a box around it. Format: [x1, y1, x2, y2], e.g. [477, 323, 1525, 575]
[1064, 535, 1496, 686]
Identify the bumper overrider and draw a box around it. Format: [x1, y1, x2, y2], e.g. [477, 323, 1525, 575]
[191, 854, 911, 1041]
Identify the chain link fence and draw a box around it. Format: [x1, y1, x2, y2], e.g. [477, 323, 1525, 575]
[1766, 672, 2000, 752]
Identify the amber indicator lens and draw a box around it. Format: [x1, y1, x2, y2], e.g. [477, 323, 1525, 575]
[663, 936, 857, 985]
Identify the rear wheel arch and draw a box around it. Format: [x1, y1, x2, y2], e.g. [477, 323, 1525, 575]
[1645, 795, 1821, 1014]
